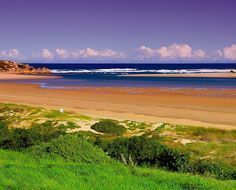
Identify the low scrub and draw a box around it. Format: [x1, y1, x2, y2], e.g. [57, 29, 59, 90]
[97, 136, 189, 172]
[29, 135, 111, 164]
[95, 136, 236, 180]
[0, 121, 65, 150]
[91, 119, 126, 135]
[190, 160, 236, 180]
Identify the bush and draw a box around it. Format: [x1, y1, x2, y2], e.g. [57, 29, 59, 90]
[101, 136, 189, 171]
[0, 121, 8, 143]
[0, 121, 66, 150]
[91, 119, 126, 135]
[158, 146, 190, 171]
[191, 160, 236, 180]
[29, 135, 111, 164]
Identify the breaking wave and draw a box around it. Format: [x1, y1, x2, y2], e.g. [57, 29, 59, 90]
[51, 68, 233, 74]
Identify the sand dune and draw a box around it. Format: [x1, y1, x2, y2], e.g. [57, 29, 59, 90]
[0, 83, 235, 130]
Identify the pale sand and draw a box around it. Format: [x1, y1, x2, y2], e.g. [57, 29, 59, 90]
[122, 73, 236, 78]
[0, 83, 235, 130]
[0, 73, 60, 80]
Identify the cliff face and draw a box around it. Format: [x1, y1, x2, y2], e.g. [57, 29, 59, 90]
[0, 60, 50, 74]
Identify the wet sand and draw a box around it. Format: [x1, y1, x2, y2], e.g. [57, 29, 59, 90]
[0, 83, 235, 130]
[0, 73, 60, 80]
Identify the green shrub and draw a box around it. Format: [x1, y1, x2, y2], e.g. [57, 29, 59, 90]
[29, 135, 111, 164]
[57, 121, 79, 130]
[0, 121, 66, 150]
[0, 121, 8, 143]
[102, 136, 189, 171]
[158, 146, 190, 172]
[0, 121, 6, 128]
[191, 160, 236, 180]
[91, 119, 126, 135]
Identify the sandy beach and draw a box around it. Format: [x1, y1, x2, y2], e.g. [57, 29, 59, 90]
[0, 73, 60, 80]
[121, 73, 236, 78]
[0, 82, 235, 130]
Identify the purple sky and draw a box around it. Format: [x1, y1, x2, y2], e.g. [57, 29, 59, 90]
[0, 0, 236, 62]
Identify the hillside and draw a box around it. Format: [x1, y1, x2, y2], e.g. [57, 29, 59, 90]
[0, 103, 235, 189]
[0, 60, 50, 74]
[0, 149, 235, 189]
[0, 103, 235, 169]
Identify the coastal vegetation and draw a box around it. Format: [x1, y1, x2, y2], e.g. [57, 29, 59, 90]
[1, 149, 235, 190]
[0, 103, 235, 189]
[91, 119, 127, 135]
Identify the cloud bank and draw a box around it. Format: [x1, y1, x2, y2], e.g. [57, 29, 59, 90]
[1, 44, 236, 62]
[0, 49, 20, 59]
[223, 44, 236, 61]
[54, 47, 125, 60]
[31, 47, 125, 61]
[138, 44, 206, 60]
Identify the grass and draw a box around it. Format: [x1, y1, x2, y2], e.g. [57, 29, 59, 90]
[45, 110, 72, 119]
[152, 124, 236, 167]
[45, 110, 93, 121]
[77, 114, 93, 120]
[0, 103, 236, 188]
[123, 120, 151, 131]
[0, 149, 235, 190]
[0, 104, 91, 130]
[1, 103, 235, 167]
[174, 125, 236, 141]
[1, 103, 235, 162]
[185, 141, 236, 166]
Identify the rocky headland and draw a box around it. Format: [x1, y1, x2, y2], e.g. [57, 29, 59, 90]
[0, 60, 50, 74]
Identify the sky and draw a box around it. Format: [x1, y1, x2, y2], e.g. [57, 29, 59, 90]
[0, 0, 236, 63]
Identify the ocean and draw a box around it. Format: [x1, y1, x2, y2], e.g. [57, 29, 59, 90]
[17, 63, 236, 89]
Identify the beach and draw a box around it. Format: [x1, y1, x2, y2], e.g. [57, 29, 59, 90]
[0, 73, 60, 80]
[0, 82, 235, 130]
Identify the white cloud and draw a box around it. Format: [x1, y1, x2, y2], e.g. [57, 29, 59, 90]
[99, 48, 124, 58]
[80, 47, 124, 58]
[223, 44, 236, 61]
[0, 48, 20, 59]
[2, 44, 236, 62]
[41, 49, 54, 60]
[55, 48, 69, 59]
[158, 44, 192, 59]
[193, 49, 206, 59]
[81, 47, 99, 57]
[138, 44, 206, 60]
[53, 47, 124, 60]
[138, 45, 157, 59]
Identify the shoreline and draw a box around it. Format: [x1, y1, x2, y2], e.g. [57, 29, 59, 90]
[37, 85, 236, 98]
[0, 82, 235, 130]
[0, 73, 60, 80]
[121, 73, 236, 78]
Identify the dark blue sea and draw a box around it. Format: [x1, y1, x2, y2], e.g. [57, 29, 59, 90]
[9, 63, 236, 89]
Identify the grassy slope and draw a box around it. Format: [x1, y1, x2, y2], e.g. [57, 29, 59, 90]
[0, 103, 236, 189]
[153, 124, 236, 167]
[0, 150, 235, 190]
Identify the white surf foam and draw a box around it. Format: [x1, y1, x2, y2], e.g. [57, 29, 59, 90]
[51, 68, 233, 74]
